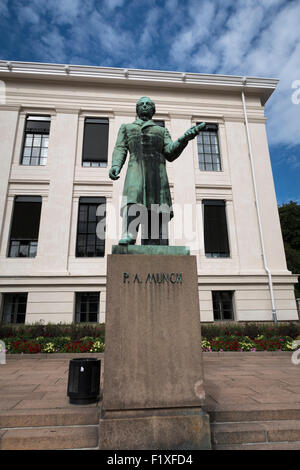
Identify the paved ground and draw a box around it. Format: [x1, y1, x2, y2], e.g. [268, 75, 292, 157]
[1, 352, 300, 413]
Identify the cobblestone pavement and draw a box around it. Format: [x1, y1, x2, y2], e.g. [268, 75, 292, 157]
[0, 352, 300, 413]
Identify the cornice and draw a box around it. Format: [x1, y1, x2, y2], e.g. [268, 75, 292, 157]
[0, 60, 279, 105]
[0, 104, 21, 111]
[196, 274, 298, 284]
[0, 273, 296, 286]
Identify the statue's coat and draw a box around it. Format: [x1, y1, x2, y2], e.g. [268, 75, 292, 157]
[112, 118, 188, 217]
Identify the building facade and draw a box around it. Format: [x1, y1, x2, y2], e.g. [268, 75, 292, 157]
[0, 61, 298, 324]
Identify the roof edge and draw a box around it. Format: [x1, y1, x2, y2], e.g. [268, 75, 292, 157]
[0, 60, 279, 105]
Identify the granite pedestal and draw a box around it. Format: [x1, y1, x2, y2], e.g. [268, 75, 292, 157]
[99, 247, 211, 449]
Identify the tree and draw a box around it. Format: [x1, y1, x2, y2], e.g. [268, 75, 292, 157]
[278, 201, 300, 297]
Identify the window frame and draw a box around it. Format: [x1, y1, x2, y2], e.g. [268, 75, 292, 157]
[8, 196, 42, 258]
[82, 117, 109, 168]
[75, 292, 100, 323]
[197, 123, 222, 172]
[212, 291, 235, 321]
[202, 199, 230, 258]
[1, 293, 28, 324]
[20, 115, 51, 166]
[75, 197, 106, 258]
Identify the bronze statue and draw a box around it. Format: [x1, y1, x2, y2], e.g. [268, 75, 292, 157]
[109, 97, 205, 245]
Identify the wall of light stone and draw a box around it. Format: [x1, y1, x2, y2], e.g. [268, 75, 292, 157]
[0, 70, 298, 323]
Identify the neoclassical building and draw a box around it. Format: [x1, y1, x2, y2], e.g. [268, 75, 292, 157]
[0, 60, 298, 324]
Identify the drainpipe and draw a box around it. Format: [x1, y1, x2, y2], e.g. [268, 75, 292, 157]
[241, 78, 278, 324]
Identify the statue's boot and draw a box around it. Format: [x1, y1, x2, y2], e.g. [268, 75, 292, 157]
[119, 204, 139, 245]
[118, 233, 136, 245]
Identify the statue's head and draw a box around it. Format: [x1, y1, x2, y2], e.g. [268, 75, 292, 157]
[136, 96, 156, 120]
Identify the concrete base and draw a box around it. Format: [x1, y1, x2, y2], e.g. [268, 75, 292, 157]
[99, 408, 211, 450]
[101, 253, 211, 449]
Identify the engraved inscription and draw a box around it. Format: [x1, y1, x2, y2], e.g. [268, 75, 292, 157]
[123, 272, 183, 284]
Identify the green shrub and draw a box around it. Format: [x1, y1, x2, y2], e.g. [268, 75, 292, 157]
[201, 322, 300, 340]
[0, 323, 105, 342]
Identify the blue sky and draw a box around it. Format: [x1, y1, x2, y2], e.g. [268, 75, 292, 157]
[0, 0, 299, 205]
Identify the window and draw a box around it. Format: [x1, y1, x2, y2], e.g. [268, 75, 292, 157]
[197, 123, 221, 171]
[21, 115, 50, 166]
[202, 200, 230, 258]
[153, 120, 165, 127]
[75, 292, 99, 323]
[1, 293, 28, 324]
[212, 291, 234, 321]
[76, 197, 106, 257]
[82, 118, 109, 167]
[8, 196, 42, 258]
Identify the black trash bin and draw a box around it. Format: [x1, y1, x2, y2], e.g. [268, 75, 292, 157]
[67, 358, 101, 405]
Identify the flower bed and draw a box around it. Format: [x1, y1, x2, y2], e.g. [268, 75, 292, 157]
[3, 336, 105, 354]
[201, 335, 298, 352]
[0, 322, 299, 354]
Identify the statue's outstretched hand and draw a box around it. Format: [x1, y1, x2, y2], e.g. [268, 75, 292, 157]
[109, 166, 121, 180]
[178, 122, 206, 143]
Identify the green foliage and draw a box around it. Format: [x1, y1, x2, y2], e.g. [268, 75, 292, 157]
[278, 201, 300, 297]
[0, 323, 105, 342]
[201, 321, 300, 340]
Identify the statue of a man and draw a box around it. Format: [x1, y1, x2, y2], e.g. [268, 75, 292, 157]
[109, 97, 205, 245]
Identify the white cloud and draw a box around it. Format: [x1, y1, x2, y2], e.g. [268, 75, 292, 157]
[167, 0, 300, 146]
[139, 6, 161, 48]
[169, 0, 217, 69]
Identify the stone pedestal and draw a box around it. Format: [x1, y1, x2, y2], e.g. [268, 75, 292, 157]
[99, 249, 211, 450]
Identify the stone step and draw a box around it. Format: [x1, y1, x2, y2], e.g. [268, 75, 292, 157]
[211, 420, 300, 447]
[214, 441, 300, 450]
[206, 403, 300, 424]
[0, 408, 100, 428]
[0, 425, 98, 450]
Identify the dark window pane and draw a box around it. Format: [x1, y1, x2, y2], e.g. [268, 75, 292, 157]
[78, 223, 86, 234]
[26, 118, 50, 133]
[212, 291, 234, 321]
[10, 197, 42, 240]
[79, 206, 88, 221]
[76, 198, 106, 257]
[80, 312, 87, 322]
[75, 292, 99, 323]
[88, 222, 96, 234]
[88, 205, 97, 221]
[203, 200, 229, 256]
[82, 119, 109, 163]
[96, 246, 104, 256]
[16, 314, 26, 324]
[1, 293, 27, 324]
[86, 245, 95, 256]
[89, 302, 98, 313]
[89, 312, 97, 322]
